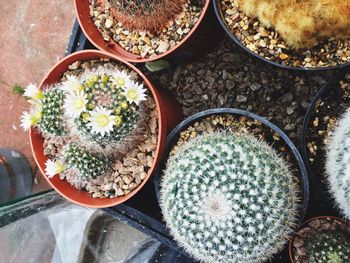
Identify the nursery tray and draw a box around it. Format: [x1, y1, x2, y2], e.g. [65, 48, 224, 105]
[66, 19, 349, 263]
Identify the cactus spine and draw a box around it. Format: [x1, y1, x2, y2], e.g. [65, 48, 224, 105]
[326, 111, 350, 219]
[160, 132, 300, 263]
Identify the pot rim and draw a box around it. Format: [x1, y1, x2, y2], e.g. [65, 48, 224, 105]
[29, 49, 165, 208]
[212, 0, 350, 72]
[154, 108, 309, 225]
[288, 215, 350, 263]
[74, 0, 211, 63]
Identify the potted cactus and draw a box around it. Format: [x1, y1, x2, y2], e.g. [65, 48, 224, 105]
[301, 73, 350, 215]
[214, 0, 350, 70]
[155, 109, 309, 262]
[74, 0, 223, 62]
[289, 216, 350, 263]
[21, 50, 182, 208]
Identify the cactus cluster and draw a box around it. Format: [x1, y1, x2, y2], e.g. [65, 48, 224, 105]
[21, 66, 148, 181]
[102, 0, 185, 31]
[326, 111, 350, 219]
[236, 0, 350, 49]
[306, 231, 350, 263]
[160, 131, 300, 263]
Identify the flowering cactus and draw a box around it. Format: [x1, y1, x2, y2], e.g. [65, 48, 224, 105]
[306, 231, 350, 263]
[326, 111, 350, 219]
[236, 0, 350, 49]
[160, 131, 300, 263]
[102, 0, 185, 31]
[21, 66, 148, 180]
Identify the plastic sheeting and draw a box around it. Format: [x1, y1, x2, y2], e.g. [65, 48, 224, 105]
[0, 191, 165, 263]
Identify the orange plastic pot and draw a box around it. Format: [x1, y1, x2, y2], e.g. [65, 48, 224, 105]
[29, 49, 183, 208]
[74, 0, 224, 63]
[288, 216, 350, 263]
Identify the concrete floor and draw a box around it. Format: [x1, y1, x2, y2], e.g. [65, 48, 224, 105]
[0, 0, 76, 193]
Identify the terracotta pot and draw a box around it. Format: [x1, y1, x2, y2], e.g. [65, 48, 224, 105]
[74, 0, 224, 63]
[288, 216, 350, 263]
[29, 49, 183, 208]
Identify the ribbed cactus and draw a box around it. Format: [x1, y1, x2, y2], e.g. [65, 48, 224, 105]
[236, 0, 350, 49]
[306, 231, 350, 263]
[38, 88, 65, 135]
[102, 0, 185, 31]
[160, 132, 300, 263]
[326, 111, 350, 219]
[63, 144, 108, 179]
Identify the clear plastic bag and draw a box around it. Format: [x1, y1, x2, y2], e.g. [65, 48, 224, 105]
[0, 192, 166, 263]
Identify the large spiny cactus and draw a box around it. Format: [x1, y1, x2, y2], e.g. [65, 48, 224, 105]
[236, 0, 350, 49]
[326, 111, 350, 219]
[101, 0, 186, 31]
[160, 131, 300, 263]
[306, 231, 350, 263]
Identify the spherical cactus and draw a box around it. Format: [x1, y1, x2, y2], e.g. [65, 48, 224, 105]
[306, 231, 350, 263]
[160, 132, 300, 263]
[63, 144, 108, 179]
[63, 68, 147, 146]
[102, 0, 185, 31]
[326, 111, 350, 219]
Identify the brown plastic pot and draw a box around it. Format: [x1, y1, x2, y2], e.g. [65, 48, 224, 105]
[288, 216, 350, 263]
[29, 49, 183, 208]
[74, 0, 224, 63]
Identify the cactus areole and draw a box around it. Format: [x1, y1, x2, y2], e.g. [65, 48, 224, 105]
[160, 131, 300, 263]
[102, 0, 186, 31]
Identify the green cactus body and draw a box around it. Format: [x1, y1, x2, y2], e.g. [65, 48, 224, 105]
[75, 72, 140, 145]
[326, 111, 350, 219]
[307, 231, 350, 263]
[38, 88, 65, 135]
[64, 144, 108, 179]
[160, 132, 299, 263]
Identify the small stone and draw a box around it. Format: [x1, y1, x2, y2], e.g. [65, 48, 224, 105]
[105, 18, 114, 29]
[279, 53, 289, 60]
[237, 95, 248, 103]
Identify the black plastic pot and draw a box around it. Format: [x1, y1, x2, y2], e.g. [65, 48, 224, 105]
[154, 108, 309, 262]
[300, 72, 348, 217]
[212, 0, 350, 72]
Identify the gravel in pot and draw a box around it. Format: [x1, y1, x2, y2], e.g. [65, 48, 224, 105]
[214, 0, 350, 70]
[154, 109, 309, 263]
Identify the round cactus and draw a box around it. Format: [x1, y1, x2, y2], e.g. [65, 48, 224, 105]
[160, 131, 300, 263]
[63, 144, 108, 179]
[306, 231, 350, 263]
[65, 68, 147, 146]
[103, 0, 185, 31]
[326, 111, 350, 219]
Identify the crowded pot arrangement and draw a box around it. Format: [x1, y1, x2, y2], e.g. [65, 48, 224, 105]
[21, 0, 350, 262]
